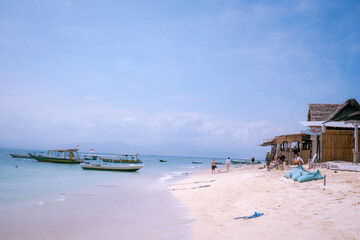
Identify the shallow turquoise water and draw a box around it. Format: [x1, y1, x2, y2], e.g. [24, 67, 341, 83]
[0, 148, 221, 240]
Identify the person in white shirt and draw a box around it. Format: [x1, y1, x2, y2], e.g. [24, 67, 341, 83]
[292, 154, 304, 165]
[225, 157, 231, 172]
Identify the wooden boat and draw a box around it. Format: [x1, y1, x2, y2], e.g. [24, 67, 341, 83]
[159, 159, 167, 162]
[9, 153, 31, 159]
[80, 162, 144, 172]
[82, 154, 100, 161]
[231, 159, 262, 165]
[29, 149, 83, 164]
[99, 154, 142, 163]
[192, 161, 202, 164]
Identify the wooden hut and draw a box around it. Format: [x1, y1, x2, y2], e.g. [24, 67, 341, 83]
[261, 133, 311, 163]
[262, 98, 360, 163]
[322, 98, 360, 162]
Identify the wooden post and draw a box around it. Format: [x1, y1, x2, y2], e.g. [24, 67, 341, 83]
[289, 142, 292, 165]
[354, 123, 359, 153]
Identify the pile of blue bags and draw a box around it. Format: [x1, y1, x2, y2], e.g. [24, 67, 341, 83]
[284, 165, 323, 183]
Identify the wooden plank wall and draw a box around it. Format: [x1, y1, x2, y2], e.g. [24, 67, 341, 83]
[322, 130, 360, 162]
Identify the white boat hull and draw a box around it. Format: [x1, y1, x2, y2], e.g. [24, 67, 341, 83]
[80, 163, 144, 172]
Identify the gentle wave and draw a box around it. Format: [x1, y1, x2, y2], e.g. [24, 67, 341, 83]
[157, 171, 185, 183]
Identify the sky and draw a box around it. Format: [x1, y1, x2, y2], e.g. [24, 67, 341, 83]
[0, 0, 359, 158]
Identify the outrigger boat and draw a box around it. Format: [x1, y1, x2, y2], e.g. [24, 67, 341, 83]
[99, 154, 142, 163]
[9, 153, 31, 159]
[80, 162, 144, 172]
[80, 155, 144, 172]
[29, 149, 83, 164]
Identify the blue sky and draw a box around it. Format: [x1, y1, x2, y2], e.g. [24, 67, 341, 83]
[0, 0, 359, 158]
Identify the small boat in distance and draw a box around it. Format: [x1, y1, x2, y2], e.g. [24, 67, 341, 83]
[192, 161, 202, 164]
[159, 159, 167, 162]
[231, 159, 262, 165]
[9, 153, 31, 159]
[29, 149, 83, 164]
[231, 159, 250, 165]
[99, 154, 142, 163]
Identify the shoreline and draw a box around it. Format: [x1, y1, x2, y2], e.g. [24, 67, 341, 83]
[0, 174, 192, 240]
[172, 165, 360, 240]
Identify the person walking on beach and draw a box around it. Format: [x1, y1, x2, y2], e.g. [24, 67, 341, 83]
[251, 157, 255, 165]
[225, 157, 231, 172]
[211, 159, 217, 174]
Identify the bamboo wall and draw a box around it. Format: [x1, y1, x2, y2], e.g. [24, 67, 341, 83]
[321, 130, 360, 162]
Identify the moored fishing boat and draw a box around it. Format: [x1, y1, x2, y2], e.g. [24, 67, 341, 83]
[231, 159, 251, 164]
[80, 162, 144, 172]
[9, 153, 31, 159]
[99, 153, 142, 163]
[29, 149, 83, 164]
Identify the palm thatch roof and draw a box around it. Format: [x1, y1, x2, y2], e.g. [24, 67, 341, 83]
[325, 98, 360, 122]
[307, 103, 341, 121]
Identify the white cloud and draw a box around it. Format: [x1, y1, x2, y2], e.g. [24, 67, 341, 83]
[85, 94, 97, 100]
[86, 122, 96, 128]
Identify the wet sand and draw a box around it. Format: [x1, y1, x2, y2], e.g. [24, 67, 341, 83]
[0, 181, 191, 240]
[172, 165, 360, 240]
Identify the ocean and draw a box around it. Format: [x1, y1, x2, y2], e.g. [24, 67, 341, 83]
[0, 148, 223, 240]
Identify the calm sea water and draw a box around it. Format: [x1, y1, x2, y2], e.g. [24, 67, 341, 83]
[0, 148, 224, 240]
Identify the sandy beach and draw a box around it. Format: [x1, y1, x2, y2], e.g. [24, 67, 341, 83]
[172, 165, 360, 240]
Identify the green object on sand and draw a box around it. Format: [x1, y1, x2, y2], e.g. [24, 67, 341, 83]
[297, 169, 324, 182]
[284, 166, 324, 182]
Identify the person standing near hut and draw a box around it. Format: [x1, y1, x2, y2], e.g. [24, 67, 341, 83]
[225, 157, 231, 172]
[211, 159, 217, 174]
[265, 152, 271, 170]
[293, 146, 299, 158]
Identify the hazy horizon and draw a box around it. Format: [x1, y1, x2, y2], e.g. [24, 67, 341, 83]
[1, 1, 359, 159]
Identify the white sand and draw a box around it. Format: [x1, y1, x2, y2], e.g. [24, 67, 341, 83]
[172, 165, 360, 240]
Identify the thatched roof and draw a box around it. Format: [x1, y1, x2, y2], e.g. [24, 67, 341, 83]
[261, 133, 311, 146]
[307, 104, 341, 121]
[325, 98, 360, 122]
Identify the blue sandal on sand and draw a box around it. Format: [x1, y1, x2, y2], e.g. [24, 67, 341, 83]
[234, 212, 264, 220]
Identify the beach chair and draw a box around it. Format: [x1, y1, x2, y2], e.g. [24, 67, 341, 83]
[308, 154, 318, 169]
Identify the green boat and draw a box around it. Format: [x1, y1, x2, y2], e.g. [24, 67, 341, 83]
[29, 149, 83, 164]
